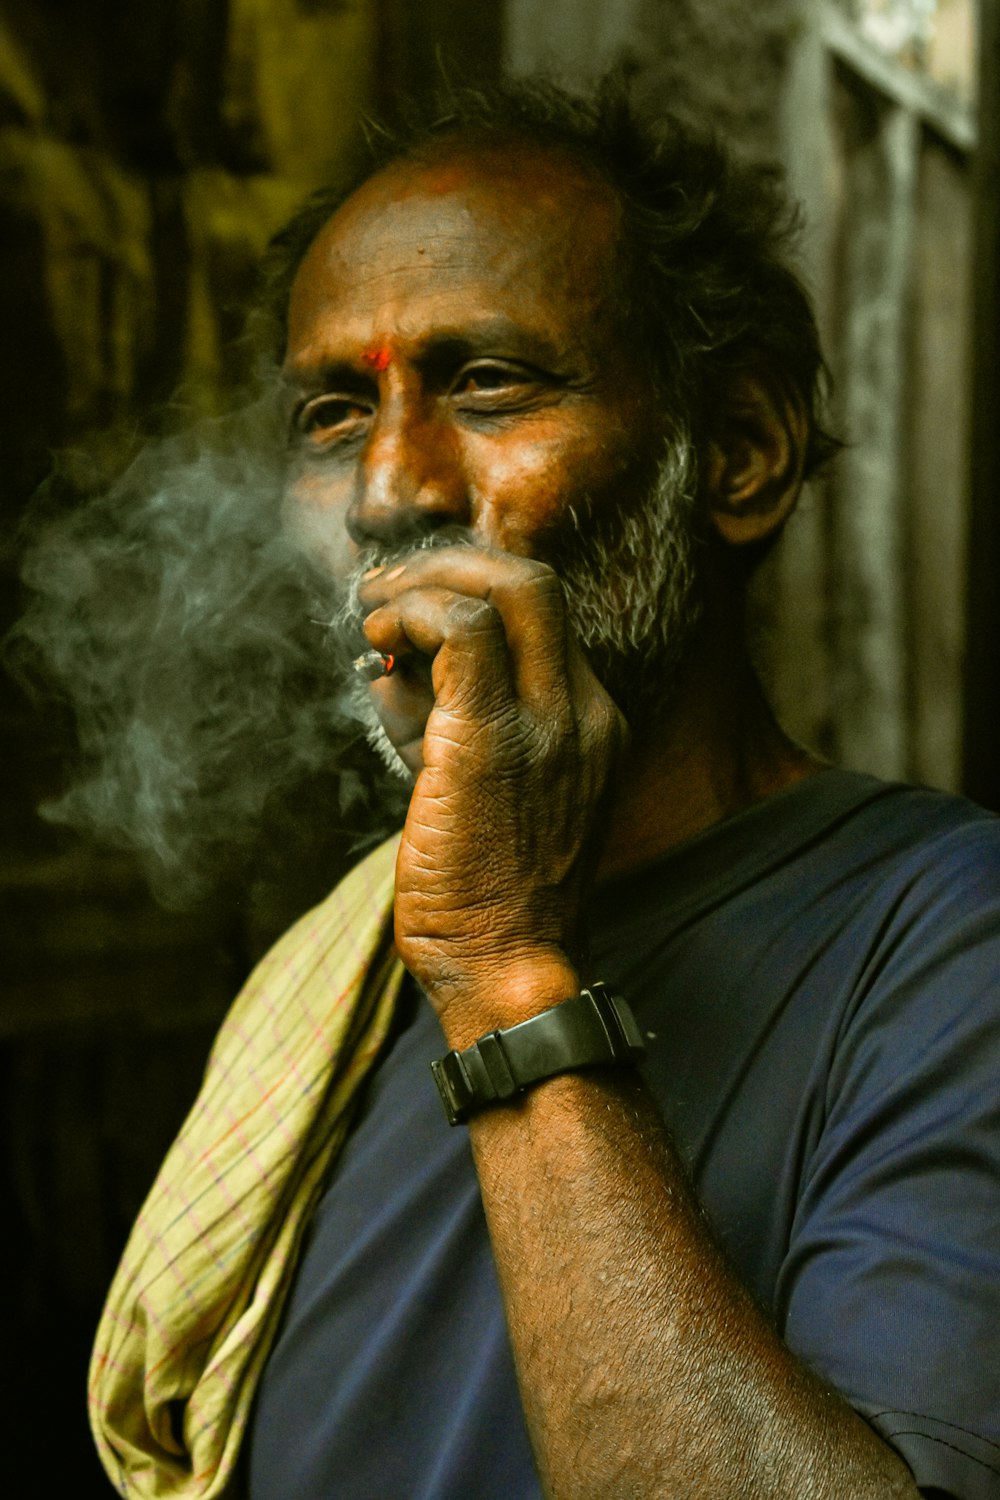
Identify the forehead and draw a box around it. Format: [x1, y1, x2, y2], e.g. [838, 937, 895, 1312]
[285, 145, 624, 366]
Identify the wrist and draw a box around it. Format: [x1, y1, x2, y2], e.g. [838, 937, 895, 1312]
[431, 981, 646, 1127]
[431, 949, 581, 1051]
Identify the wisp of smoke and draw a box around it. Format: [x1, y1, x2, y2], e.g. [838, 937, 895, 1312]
[9, 393, 408, 906]
[9, 386, 701, 910]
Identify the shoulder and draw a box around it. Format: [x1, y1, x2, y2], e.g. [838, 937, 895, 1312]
[810, 781, 1000, 1106]
[750, 773, 1000, 1061]
[796, 772, 1000, 925]
[822, 771, 999, 859]
[844, 779, 1000, 943]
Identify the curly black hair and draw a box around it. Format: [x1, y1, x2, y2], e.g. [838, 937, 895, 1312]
[255, 74, 838, 482]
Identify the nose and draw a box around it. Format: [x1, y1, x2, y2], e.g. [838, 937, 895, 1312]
[346, 394, 471, 548]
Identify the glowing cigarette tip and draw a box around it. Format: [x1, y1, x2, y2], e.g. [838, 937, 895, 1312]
[352, 649, 395, 681]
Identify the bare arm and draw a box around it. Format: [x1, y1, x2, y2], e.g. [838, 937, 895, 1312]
[359, 546, 920, 1500]
[470, 1057, 917, 1498]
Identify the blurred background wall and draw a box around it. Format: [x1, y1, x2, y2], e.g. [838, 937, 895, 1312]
[0, 0, 990, 1489]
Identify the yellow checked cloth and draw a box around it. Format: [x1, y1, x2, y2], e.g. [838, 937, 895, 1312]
[89, 834, 404, 1499]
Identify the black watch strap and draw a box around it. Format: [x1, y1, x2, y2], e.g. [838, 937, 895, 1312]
[430, 982, 645, 1126]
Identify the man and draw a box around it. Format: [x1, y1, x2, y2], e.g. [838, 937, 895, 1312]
[87, 81, 999, 1498]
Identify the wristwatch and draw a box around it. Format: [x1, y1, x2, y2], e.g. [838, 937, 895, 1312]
[430, 981, 645, 1126]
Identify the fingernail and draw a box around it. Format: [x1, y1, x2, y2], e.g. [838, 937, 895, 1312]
[383, 564, 406, 581]
[361, 564, 385, 581]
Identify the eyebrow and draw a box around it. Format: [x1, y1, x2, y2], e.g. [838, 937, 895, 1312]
[418, 318, 568, 368]
[281, 316, 573, 391]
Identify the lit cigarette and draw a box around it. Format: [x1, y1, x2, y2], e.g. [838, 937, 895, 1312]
[352, 649, 395, 681]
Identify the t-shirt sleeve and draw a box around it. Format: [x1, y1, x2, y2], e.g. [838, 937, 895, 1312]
[774, 821, 1000, 1499]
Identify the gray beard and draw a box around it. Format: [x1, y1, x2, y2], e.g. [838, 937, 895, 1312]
[335, 436, 702, 778]
[555, 435, 702, 726]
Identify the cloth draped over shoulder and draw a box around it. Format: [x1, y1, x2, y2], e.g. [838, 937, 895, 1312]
[88, 834, 404, 1499]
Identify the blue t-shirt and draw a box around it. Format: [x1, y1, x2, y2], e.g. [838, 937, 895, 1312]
[247, 771, 1000, 1498]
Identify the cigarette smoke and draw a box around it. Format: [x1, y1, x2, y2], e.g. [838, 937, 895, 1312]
[10, 390, 408, 906]
[10, 385, 701, 911]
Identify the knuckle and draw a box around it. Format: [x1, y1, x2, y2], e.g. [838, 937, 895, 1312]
[490, 558, 563, 609]
[520, 556, 559, 587]
[445, 594, 501, 636]
[520, 560, 564, 604]
[589, 694, 628, 750]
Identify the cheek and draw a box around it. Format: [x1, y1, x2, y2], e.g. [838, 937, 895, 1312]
[282, 470, 356, 579]
[469, 428, 644, 552]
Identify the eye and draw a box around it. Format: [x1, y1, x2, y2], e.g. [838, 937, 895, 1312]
[451, 362, 541, 401]
[293, 394, 371, 444]
[455, 364, 517, 391]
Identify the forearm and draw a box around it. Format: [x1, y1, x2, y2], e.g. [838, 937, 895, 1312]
[364, 544, 919, 1496]
[467, 1059, 919, 1500]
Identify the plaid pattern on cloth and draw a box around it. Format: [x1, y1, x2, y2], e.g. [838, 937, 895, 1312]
[88, 833, 404, 1498]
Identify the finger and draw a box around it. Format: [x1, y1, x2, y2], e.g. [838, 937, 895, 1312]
[363, 584, 516, 723]
[356, 544, 509, 608]
[358, 545, 574, 709]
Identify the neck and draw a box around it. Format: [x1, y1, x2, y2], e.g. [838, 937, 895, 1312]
[596, 628, 826, 883]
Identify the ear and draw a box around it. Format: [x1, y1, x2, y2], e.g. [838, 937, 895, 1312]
[703, 370, 808, 547]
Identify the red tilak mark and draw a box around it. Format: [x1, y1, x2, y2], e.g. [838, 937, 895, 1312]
[362, 346, 392, 372]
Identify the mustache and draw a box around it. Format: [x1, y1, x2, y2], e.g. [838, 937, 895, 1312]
[352, 523, 479, 586]
[318, 524, 480, 646]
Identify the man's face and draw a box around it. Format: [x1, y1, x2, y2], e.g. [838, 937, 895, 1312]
[281, 144, 698, 768]
[282, 144, 662, 576]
